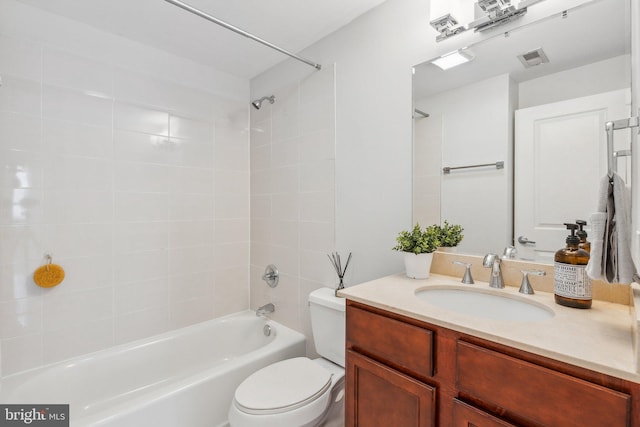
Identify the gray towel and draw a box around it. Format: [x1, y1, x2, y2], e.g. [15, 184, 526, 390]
[586, 173, 636, 284]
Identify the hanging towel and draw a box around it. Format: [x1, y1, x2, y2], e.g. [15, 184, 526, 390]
[586, 173, 637, 284]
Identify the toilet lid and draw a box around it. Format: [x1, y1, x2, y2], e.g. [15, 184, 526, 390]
[234, 357, 332, 415]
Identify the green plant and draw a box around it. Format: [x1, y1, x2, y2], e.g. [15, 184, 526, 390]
[393, 223, 441, 254]
[437, 220, 464, 247]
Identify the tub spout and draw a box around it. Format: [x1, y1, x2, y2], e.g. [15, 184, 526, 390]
[256, 303, 275, 317]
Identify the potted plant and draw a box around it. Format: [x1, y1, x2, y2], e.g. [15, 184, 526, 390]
[437, 220, 464, 251]
[393, 223, 441, 279]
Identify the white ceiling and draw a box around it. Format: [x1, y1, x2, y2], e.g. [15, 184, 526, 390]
[413, 0, 630, 100]
[17, 0, 388, 79]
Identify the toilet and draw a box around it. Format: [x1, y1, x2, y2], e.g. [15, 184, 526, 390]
[228, 287, 346, 427]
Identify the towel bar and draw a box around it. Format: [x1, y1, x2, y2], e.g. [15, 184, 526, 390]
[443, 161, 504, 174]
[606, 116, 638, 179]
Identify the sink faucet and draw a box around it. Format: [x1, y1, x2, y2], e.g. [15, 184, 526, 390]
[256, 303, 275, 317]
[482, 253, 504, 288]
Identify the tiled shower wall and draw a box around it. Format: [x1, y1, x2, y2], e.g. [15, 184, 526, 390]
[0, 0, 249, 376]
[249, 66, 336, 356]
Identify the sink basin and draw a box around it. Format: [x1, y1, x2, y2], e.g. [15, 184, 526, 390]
[415, 287, 554, 322]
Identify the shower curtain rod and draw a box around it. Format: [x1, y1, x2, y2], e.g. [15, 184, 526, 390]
[163, 0, 322, 71]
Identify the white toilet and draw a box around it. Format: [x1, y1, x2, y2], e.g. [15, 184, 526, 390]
[228, 287, 346, 427]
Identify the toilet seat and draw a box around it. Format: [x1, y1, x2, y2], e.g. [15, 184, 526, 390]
[234, 357, 332, 415]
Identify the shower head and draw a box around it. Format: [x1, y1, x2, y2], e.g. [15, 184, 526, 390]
[251, 95, 275, 110]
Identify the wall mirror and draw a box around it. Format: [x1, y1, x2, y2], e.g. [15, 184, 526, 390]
[412, 0, 632, 262]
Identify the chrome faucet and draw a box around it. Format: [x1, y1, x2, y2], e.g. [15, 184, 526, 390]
[482, 253, 504, 288]
[256, 303, 275, 317]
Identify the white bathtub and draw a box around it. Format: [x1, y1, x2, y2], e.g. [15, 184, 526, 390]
[0, 311, 306, 427]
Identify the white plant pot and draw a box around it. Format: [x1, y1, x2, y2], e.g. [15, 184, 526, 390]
[438, 246, 457, 253]
[403, 252, 434, 279]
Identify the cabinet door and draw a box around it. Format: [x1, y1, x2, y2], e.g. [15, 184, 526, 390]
[346, 350, 435, 427]
[453, 399, 517, 427]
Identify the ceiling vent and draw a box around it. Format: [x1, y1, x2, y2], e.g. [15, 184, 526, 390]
[517, 47, 549, 68]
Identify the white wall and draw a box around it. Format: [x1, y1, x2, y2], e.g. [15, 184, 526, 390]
[252, 0, 435, 287]
[0, 0, 250, 376]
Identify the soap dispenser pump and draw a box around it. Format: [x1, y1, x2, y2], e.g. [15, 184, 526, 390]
[554, 223, 591, 309]
[576, 219, 590, 253]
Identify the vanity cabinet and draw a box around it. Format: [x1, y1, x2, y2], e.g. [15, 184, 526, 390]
[345, 300, 640, 427]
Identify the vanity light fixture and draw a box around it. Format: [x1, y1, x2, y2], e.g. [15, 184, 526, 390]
[430, 49, 474, 70]
[430, 13, 466, 42]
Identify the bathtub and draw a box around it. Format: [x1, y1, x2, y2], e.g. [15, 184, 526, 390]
[0, 311, 306, 427]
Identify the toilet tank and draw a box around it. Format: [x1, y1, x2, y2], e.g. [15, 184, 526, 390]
[308, 288, 346, 367]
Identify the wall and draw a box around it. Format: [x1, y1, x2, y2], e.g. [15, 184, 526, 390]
[0, 0, 249, 376]
[249, 66, 336, 354]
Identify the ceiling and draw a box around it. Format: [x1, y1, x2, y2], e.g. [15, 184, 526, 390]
[18, 0, 388, 79]
[413, 0, 630, 100]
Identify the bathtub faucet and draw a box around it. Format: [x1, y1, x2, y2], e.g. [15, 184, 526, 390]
[256, 303, 275, 317]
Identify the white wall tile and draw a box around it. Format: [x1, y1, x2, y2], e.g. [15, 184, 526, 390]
[114, 249, 169, 284]
[43, 85, 112, 128]
[0, 297, 42, 339]
[42, 224, 112, 259]
[44, 155, 113, 191]
[0, 75, 41, 116]
[169, 295, 215, 329]
[114, 307, 168, 345]
[0, 188, 43, 225]
[42, 190, 112, 224]
[43, 119, 112, 159]
[0, 150, 44, 189]
[0, 225, 43, 265]
[0, 111, 42, 152]
[168, 193, 214, 221]
[299, 191, 334, 222]
[300, 221, 335, 252]
[114, 161, 169, 193]
[0, 263, 42, 301]
[299, 159, 335, 192]
[169, 115, 213, 141]
[169, 220, 214, 248]
[168, 166, 214, 195]
[270, 166, 298, 194]
[42, 287, 113, 332]
[114, 102, 168, 136]
[113, 129, 170, 165]
[169, 271, 214, 302]
[213, 266, 249, 317]
[1, 333, 43, 376]
[43, 318, 113, 365]
[114, 221, 168, 253]
[115, 192, 168, 222]
[114, 277, 168, 315]
[0, 35, 41, 82]
[43, 47, 113, 97]
[215, 194, 249, 219]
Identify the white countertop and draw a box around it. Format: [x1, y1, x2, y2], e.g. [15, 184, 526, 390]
[339, 273, 640, 383]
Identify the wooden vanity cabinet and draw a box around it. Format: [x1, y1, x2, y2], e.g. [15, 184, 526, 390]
[345, 300, 640, 427]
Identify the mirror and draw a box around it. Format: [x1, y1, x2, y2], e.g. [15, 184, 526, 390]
[412, 0, 632, 261]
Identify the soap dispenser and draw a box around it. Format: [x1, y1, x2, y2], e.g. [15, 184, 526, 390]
[554, 223, 591, 309]
[576, 219, 590, 253]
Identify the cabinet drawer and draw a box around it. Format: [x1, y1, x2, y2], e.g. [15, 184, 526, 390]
[347, 305, 434, 377]
[456, 341, 631, 426]
[453, 399, 516, 427]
